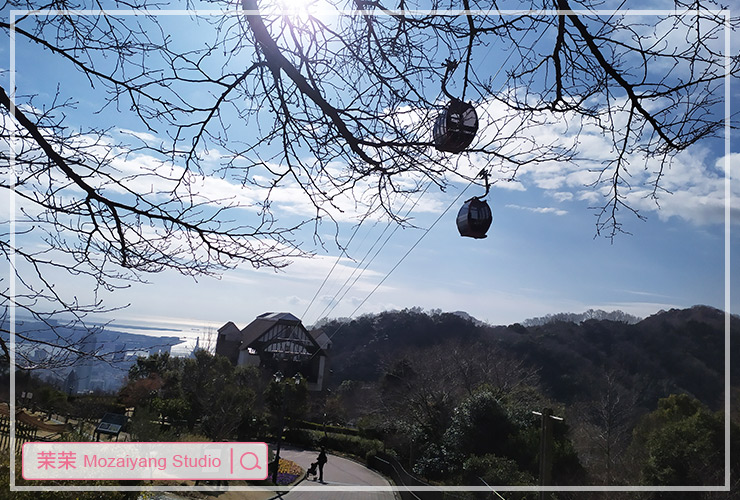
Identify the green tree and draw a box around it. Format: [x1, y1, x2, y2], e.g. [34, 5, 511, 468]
[119, 350, 259, 440]
[180, 351, 257, 440]
[413, 388, 584, 486]
[461, 454, 535, 490]
[414, 389, 525, 481]
[264, 373, 309, 428]
[128, 352, 172, 382]
[35, 384, 68, 418]
[118, 373, 164, 409]
[151, 396, 190, 428]
[128, 404, 169, 442]
[445, 390, 517, 460]
[630, 394, 739, 498]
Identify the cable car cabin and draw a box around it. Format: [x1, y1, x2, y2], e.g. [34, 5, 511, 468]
[433, 99, 479, 153]
[457, 197, 492, 239]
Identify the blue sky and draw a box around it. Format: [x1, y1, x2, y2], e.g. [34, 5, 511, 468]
[4, 4, 738, 349]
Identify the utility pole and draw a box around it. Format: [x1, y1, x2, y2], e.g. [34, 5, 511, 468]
[533, 409, 563, 500]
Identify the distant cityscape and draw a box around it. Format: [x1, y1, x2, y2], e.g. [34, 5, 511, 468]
[5, 316, 205, 394]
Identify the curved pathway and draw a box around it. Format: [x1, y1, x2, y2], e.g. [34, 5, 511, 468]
[274, 446, 397, 500]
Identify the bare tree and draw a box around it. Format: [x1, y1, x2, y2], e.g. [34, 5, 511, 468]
[570, 369, 642, 485]
[376, 340, 540, 446]
[1, 0, 736, 365]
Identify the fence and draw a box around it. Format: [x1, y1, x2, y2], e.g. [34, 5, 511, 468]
[0, 415, 39, 455]
[369, 452, 456, 500]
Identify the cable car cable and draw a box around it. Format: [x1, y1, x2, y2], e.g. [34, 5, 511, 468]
[318, 181, 434, 323]
[308, 23, 535, 328]
[307, 26, 534, 324]
[346, 181, 472, 319]
[301, 197, 379, 321]
[312, 179, 475, 352]
[311, 180, 433, 324]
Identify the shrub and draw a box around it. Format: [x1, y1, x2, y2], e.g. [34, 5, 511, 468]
[460, 454, 534, 486]
[282, 428, 384, 462]
[295, 420, 360, 437]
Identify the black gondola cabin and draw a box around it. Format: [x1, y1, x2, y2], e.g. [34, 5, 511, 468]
[433, 99, 479, 153]
[457, 197, 492, 239]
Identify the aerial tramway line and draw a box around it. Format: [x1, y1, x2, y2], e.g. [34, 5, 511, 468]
[299, 26, 543, 354]
[301, 33, 525, 333]
[433, 58, 492, 239]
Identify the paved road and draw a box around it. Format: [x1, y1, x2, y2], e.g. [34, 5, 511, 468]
[274, 446, 397, 500]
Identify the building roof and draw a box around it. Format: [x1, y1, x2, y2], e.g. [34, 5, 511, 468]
[256, 312, 301, 323]
[218, 321, 238, 333]
[239, 312, 305, 349]
[310, 329, 332, 350]
[237, 312, 327, 358]
[217, 321, 242, 341]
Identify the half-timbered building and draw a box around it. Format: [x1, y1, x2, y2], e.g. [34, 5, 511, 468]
[215, 312, 330, 391]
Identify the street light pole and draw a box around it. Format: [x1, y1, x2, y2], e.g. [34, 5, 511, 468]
[532, 409, 563, 500]
[272, 371, 284, 484]
[271, 371, 303, 485]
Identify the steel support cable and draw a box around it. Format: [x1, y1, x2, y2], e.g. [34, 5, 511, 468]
[318, 180, 434, 323]
[314, 178, 475, 352]
[320, 223, 401, 321]
[314, 24, 534, 325]
[345, 181, 472, 320]
[311, 180, 432, 324]
[301, 197, 379, 321]
[310, 212, 396, 324]
[307, 17, 535, 332]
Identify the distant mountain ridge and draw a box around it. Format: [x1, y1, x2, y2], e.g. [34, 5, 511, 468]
[319, 305, 737, 412]
[522, 309, 642, 326]
[508, 304, 735, 411]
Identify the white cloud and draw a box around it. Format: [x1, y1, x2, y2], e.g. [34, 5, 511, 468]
[617, 150, 739, 226]
[482, 102, 735, 226]
[577, 191, 602, 204]
[493, 179, 527, 191]
[117, 128, 162, 145]
[551, 192, 574, 202]
[463, 86, 734, 227]
[506, 204, 568, 216]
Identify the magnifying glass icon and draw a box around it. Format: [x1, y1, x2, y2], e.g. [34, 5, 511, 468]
[240, 452, 261, 470]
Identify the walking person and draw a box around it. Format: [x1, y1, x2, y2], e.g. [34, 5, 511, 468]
[317, 447, 327, 483]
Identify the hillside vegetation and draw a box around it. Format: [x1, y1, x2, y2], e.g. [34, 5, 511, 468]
[12, 305, 736, 495]
[312, 305, 738, 492]
[321, 305, 736, 412]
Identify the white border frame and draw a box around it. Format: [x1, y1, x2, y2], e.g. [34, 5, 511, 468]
[7, 7, 732, 495]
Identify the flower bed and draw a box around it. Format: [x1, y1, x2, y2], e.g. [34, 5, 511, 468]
[275, 458, 304, 486]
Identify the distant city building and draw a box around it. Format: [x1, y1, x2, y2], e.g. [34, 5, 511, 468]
[189, 337, 203, 358]
[76, 332, 99, 393]
[29, 348, 49, 364]
[11, 316, 185, 394]
[216, 312, 330, 391]
[64, 370, 78, 395]
[149, 345, 172, 356]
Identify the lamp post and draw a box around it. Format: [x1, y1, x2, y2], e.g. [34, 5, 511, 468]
[532, 409, 563, 500]
[271, 371, 302, 484]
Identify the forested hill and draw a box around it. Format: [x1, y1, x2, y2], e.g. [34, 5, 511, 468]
[319, 305, 738, 411]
